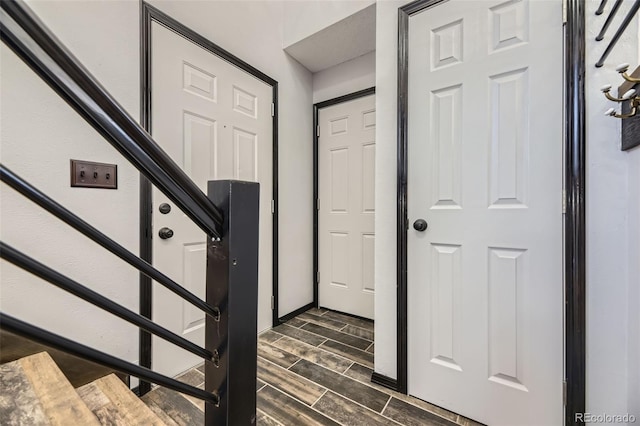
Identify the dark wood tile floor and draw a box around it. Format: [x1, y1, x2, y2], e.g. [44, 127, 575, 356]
[148, 308, 483, 426]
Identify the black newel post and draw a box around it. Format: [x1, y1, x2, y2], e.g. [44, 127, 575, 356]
[205, 180, 260, 425]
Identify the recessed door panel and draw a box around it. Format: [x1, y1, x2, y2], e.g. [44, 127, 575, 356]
[488, 247, 528, 392]
[431, 19, 463, 69]
[330, 148, 349, 212]
[489, 0, 529, 52]
[430, 84, 462, 209]
[183, 61, 217, 101]
[330, 232, 349, 287]
[233, 127, 257, 181]
[183, 112, 217, 191]
[362, 234, 375, 293]
[489, 69, 529, 208]
[182, 242, 206, 334]
[362, 143, 376, 213]
[429, 243, 462, 372]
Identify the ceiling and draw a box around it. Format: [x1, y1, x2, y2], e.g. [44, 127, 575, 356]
[283, 3, 376, 73]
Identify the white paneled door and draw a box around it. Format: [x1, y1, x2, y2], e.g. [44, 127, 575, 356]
[407, 0, 563, 425]
[151, 23, 273, 379]
[318, 94, 376, 319]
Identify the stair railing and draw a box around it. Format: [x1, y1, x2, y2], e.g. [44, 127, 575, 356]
[0, 1, 258, 424]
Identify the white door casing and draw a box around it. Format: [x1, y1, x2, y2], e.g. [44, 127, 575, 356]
[407, 1, 563, 425]
[318, 94, 376, 320]
[151, 22, 273, 378]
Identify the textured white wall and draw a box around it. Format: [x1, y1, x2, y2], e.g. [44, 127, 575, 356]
[0, 0, 141, 364]
[628, 129, 640, 419]
[374, 0, 406, 380]
[585, 0, 639, 420]
[374, 1, 640, 419]
[312, 51, 376, 104]
[629, 20, 640, 421]
[0, 0, 314, 367]
[628, 22, 640, 417]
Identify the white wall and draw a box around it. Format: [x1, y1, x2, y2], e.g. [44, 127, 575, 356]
[628, 133, 640, 419]
[0, 0, 314, 369]
[283, 0, 375, 48]
[374, 0, 406, 380]
[585, 0, 639, 420]
[1, 0, 141, 363]
[628, 26, 640, 415]
[628, 22, 640, 420]
[374, 0, 640, 419]
[312, 51, 376, 104]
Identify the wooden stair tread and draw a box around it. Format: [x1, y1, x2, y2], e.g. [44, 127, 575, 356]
[78, 374, 165, 425]
[143, 398, 180, 426]
[1, 330, 128, 388]
[141, 387, 204, 426]
[0, 352, 100, 426]
[0, 356, 49, 425]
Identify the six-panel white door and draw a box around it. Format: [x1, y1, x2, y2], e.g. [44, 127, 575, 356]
[318, 95, 376, 319]
[151, 22, 273, 379]
[407, 0, 563, 424]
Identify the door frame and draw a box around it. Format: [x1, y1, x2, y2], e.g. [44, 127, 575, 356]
[312, 87, 376, 311]
[396, 0, 586, 425]
[139, 1, 279, 393]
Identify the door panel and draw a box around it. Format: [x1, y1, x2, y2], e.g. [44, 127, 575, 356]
[318, 95, 376, 319]
[429, 243, 462, 372]
[182, 243, 206, 334]
[151, 22, 273, 379]
[406, 1, 563, 425]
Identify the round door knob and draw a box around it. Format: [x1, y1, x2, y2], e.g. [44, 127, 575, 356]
[159, 203, 171, 214]
[413, 219, 428, 232]
[158, 227, 174, 239]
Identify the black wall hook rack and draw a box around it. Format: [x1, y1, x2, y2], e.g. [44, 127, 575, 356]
[620, 70, 640, 150]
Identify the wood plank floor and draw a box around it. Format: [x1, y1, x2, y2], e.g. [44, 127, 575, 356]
[158, 308, 483, 426]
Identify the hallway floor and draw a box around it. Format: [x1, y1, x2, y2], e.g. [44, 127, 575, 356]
[148, 308, 482, 425]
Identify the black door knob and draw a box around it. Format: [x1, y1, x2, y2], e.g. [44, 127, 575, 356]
[159, 203, 171, 214]
[158, 227, 174, 239]
[413, 219, 428, 232]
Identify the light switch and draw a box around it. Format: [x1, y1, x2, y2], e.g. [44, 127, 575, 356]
[70, 160, 117, 189]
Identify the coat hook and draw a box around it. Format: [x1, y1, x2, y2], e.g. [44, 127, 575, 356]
[616, 63, 640, 83]
[605, 96, 639, 119]
[601, 84, 637, 102]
